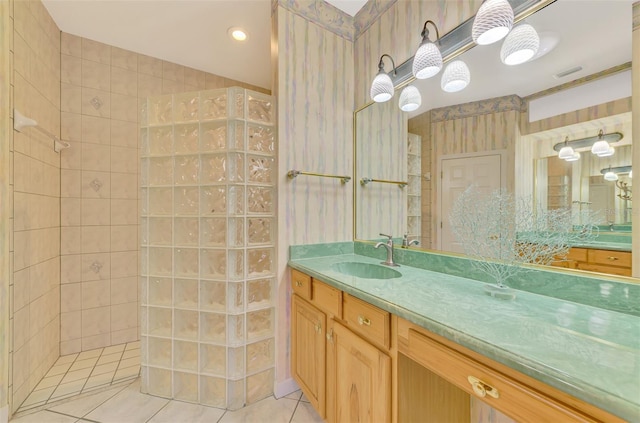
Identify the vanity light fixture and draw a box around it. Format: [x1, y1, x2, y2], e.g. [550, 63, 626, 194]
[370, 54, 396, 103]
[399, 85, 422, 112]
[565, 152, 581, 162]
[441, 60, 471, 93]
[591, 130, 612, 156]
[597, 146, 615, 158]
[500, 23, 540, 65]
[412, 20, 443, 79]
[603, 167, 619, 182]
[600, 165, 632, 181]
[629, 170, 633, 179]
[557, 136, 575, 160]
[472, 0, 514, 45]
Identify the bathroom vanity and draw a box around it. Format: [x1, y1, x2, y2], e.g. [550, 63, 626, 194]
[288, 243, 639, 423]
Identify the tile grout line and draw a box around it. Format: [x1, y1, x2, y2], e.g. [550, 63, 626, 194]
[77, 378, 136, 421]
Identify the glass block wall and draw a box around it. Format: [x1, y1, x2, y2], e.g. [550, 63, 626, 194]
[140, 87, 276, 409]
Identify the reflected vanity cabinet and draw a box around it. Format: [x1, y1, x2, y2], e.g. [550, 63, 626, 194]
[552, 247, 632, 276]
[290, 269, 391, 423]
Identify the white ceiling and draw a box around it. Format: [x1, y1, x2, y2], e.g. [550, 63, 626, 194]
[42, 0, 632, 107]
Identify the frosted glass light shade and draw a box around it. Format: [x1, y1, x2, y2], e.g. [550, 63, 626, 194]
[565, 152, 580, 162]
[629, 170, 633, 179]
[370, 71, 394, 102]
[472, 0, 514, 45]
[591, 140, 611, 155]
[399, 85, 422, 112]
[604, 171, 618, 182]
[501, 24, 540, 65]
[412, 42, 443, 79]
[441, 61, 471, 92]
[558, 145, 575, 160]
[597, 146, 615, 157]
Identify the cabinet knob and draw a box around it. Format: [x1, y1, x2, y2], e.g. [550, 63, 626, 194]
[607, 256, 619, 261]
[314, 323, 322, 334]
[326, 328, 334, 343]
[467, 376, 499, 399]
[295, 280, 303, 287]
[358, 315, 371, 326]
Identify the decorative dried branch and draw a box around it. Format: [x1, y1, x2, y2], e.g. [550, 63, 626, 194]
[450, 186, 598, 288]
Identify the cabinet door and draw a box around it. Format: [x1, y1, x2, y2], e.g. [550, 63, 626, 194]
[328, 320, 391, 423]
[291, 294, 326, 417]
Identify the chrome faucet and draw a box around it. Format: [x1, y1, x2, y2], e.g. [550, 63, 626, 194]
[401, 233, 420, 248]
[608, 221, 615, 232]
[375, 233, 399, 267]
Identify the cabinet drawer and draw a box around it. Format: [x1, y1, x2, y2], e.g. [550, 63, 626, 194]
[587, 249, 631, 268]
[404, 327, 596, 423]
[566, 247, 587, 262]
[343, 294, 390, 349]
[313, 279, 342, 318]
[577, 263, 632, 277]
[291, 269, 312, 300]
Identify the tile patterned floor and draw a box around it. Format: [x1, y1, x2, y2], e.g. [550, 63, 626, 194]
[10, 378, 322, 423]
[16, 341, 141, 413]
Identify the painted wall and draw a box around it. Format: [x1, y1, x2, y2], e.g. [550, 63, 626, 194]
[9, 0, 62, 412]
[274, 2, 355, 388]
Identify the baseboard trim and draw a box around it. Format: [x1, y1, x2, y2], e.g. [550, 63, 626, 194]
[274, 378, 299, 399]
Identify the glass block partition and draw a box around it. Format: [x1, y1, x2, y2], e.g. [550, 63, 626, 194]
[140, 88, 276, 409]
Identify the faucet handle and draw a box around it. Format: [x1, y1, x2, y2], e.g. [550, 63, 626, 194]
[379, 233, 392, 240]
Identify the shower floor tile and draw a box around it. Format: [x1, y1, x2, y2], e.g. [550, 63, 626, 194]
[16, 341, 140, 413]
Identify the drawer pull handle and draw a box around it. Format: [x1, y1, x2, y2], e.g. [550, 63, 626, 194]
[295, 280, 303, 287]
[468, 376, 499, 399]
[358, 316, 371, 326]
[326, 328, 334, 343]
[314, 323, 322, 334]
[607, 256, 619, 261]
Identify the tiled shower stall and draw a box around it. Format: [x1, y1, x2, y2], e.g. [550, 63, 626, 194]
[139, 87, 277, 409]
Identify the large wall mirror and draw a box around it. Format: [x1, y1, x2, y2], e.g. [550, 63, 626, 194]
[354, 0, 634, 276]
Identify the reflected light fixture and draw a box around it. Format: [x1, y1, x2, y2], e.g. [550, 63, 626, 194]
[228, 27, 248, 41]
[565, 152, 580, 162]
[557, 136, 575, 160]
[472, 0, 514, 45]
[591, 130, 612, 156]
[399, 85, 422, 112]
[597, 146, 615, 158]
[603, 167, 619, 182]
[370, 54, 396, 103]
[441, 60, 471, 93]
[412, 20, 443, 79]
[500, 23, 540, 65]
[630, 170, 633, 179]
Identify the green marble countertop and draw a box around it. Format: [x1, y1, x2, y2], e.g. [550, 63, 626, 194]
[288, 250, 640, 421]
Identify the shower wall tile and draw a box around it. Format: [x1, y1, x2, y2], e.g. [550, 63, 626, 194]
[9, 0, 61, 412]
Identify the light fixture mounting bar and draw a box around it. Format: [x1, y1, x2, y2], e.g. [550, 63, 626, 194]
[389, 0, 556, 89]
[552, 132, 624, 152]
[600, 165, 632, 175]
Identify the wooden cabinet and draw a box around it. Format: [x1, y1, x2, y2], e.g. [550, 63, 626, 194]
[327, 319, 391, 423]
[552, 247, 631, 276]
[291, 294, 326, 417]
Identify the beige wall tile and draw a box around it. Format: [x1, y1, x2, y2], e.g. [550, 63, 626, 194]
[81, 143, 110, 172]
[111, 93, 138, 122]
[82, 59, 111, 91]
[110, 276, 138, 305]
[81, 87, 111, 118]
[81, 198, 111, 226]
[184, 67, 206, 89]
[61, 32, 82, 57]
[110, 226, 137, 252]
[61, 283, 81, 313]
[61, 54, 82, 85]
[61, 226, 81, 255]
[111, 199, 138, 225]
[110, 120, 138, 148]
[61, 311, 82, 342]
[81, 170, 111, 199]
[13, 306, 29, 350]
[111, 302, 138, 331]
[111, 251, 138, 279]
[61, 254, 82, 284]
[110, 146, 137, 174]
[82, 333, 111, 351]
[60, 169, 81, 198]
[13, 268, 30, 311]
[111, 67, 138, 96]
[82, 306, 111, 337]
[61, 198, 81, 227]
[82, 280, 111, 309]
[81, 115, 111, 145]
[138, 54, 163, 77]
[13, 33, 30, 79]
[81, 226, 111, 254]
[162, 61, 184, 82]
[82, 38, 111, 65]
[81, 252, 111, 282]
[111, 327, 138, 345]
[61, 113, 82, 142]
[61, 82, 82, 114]
[61, 339, 82, 355]
[111, 46, 137, 71]
[162, 78, 183, 95]
[13, 192, 28, 231]
[138, 75, 163, 98]
[111, 173, 137, 199]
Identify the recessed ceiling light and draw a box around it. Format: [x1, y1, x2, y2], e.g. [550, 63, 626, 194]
[228, 27, 248, 42]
